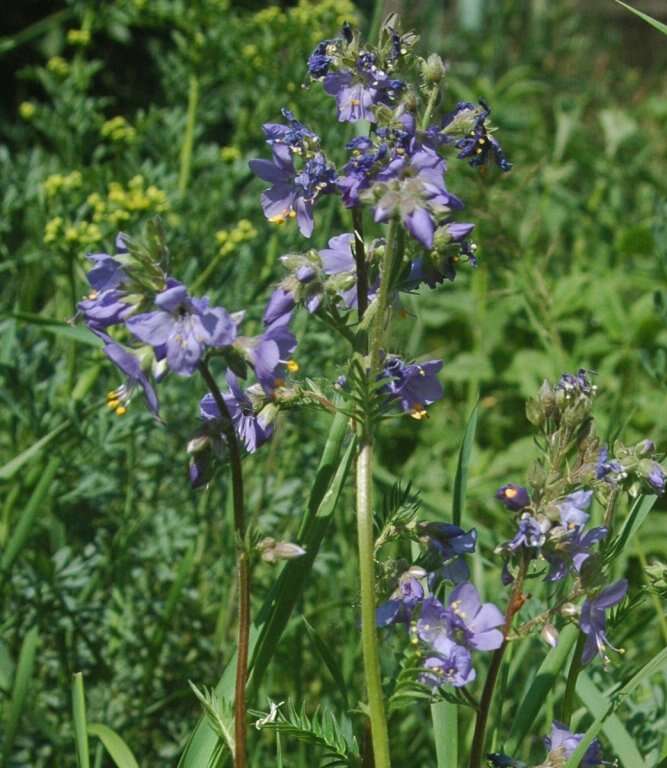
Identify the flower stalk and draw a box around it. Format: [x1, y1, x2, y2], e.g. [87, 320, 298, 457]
[561, 630, 586, 725]
[198, 360, 249, 768]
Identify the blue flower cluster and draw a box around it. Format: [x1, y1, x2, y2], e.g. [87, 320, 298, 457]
[376, 522, 503, 689]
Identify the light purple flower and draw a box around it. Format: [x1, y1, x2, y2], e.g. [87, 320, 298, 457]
[544, 721, 606, 766]
[505, 513, 549, 551]
[422, 637, 476, 688]
[557, 490, 593, 529]
[102, 338, 159, 416]
[544, 525, 608, 582]
[446, 582, 505, 651]
[376, 574, 424, 628]
[580, 579, 628, 665]
[263, 288, 296, 327]
[247, 314, 297, 395]
[381, 355, 443, 418]
[126, 279, 236, 376]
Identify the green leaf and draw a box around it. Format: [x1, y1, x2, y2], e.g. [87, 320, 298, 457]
[13, 312, 102, 347]
[431, 700, 458, 768]
[1, 456, 60, 574]
[87, 724, 139, 768]
[1, 627, 39, 767]
[575, 673, 645, 768]
[452, 400, 479, 527]
[71, 673, 90, 768]
[564, 646, 667, 768]
[506, 623, 579, 753]
[606, 495, 657, 560]
[303, 618, 349, 706]
[0, 424, 68, 481]
[614, 1, 667, 34]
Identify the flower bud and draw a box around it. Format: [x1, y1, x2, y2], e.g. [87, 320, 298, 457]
[258, 537, 306, 564]
[541, 623, 560, 648]
[560, 602, 579, 618]
[421, 53, 447, 83]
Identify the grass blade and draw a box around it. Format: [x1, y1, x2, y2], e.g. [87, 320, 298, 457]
[452, 401, 479, 527]
[606, 495, 657, 559]
[1, 627, 39, 766]
[87, 724, 139, 768]
[303, 617, 349, 706]
[0, 425, 68, 482]
[614, 1, 667, 34]
[565, 646, 667, 768]
[431, 700, 458, 768]
[72, 673, 90, 768]
[505, 623, 578, 754]
[575, 672, 645, 768]
[1, 457, 60, 575]
[12, 313, 103, 347]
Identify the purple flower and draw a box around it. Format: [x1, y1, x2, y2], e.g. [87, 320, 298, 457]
[78, 250, 134, 330]
[250, 114, 336, 237]
[422, 637, 476, 688]
[200, 372, 273, 454]
[318, 232, 374, 309]
[322, 55, 403, 123]
[543, 525, 608, 582]
[596, 446, 623, 481]
[557, 490, 593, 529]
[442, 101, 511, 172]
[580, 579, 628, 665]
[376, 574, 424, 628]
[381, 356, 444, 419]
[505, 513, 549, 551]
[102, 338, 159, 416]
[337, 136, 389, 207]
[495, 484, 530, 511]
[419, 522, 477, 560]
[417, 584, 504, 653]
[407, 222, 476, 288]
[263, 288, 296, 327]
[643, 460, 666, 494]
[246, 311, 297, 395]
[544, 721, 606, 766]
[556, 368, 595, 397]
[126, 279, 236, 376]
[374, 147, 463, 249]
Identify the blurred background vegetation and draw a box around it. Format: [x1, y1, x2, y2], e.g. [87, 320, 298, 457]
[1, 1, 666, 765]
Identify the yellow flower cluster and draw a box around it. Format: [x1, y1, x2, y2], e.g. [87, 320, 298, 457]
[67, 28, 91, 46]
[87, 175, 170, 228]
[220, 145, 241, 163]
[42, 171, 83, 198]
[19, 102, 36, 120]
[44, 217, 101, 246]
[47, 56, 70, 77]
[101, 116, 137, 143]
[215, 219, 257, 256]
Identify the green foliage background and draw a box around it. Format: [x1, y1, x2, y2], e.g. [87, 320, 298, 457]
[1, 0, 666, 765]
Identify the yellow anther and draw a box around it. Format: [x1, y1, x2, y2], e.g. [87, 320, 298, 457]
[88, 290, 98, 300]
[115, 405, 127, 416]
[350, 98, 361, 106]
[287, 209, 297, 219]
[286, 359, 300, 373]
[478, 137, 486, 145]
[505, 487, 518, 499]
[410, 404, 428, 421]
[107, 398, 120, 410]
[475, 147, 483, 155]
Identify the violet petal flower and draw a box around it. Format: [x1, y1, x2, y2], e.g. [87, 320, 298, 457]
[250, 315, 297, 394]
[447, 582, 505, 651]
[580, 579, 628, 664]
[422, 637, 476, 688]
[544, 721, 606, 766]
[263, 288, 296, 327]
[376, 575, 424, 628]
[557, 490, 593, 529]
[127, 280, 236, 376]
[496, 483, 530, 510]
[381, 356, 444, 418]
[102, 339, 159, 416]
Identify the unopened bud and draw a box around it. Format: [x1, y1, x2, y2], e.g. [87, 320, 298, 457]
[560, 602, 579, 618]
[258, 537, 306, 564]
[421, 53, 447, 83]
[541, 623, 559, 648]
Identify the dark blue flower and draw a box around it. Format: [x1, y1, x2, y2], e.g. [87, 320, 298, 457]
[556, 368, 595, 397]
[263, 288, 296, 327]
[596, 446, 623, 480]
[337, 136, 389, 207]
[376, 574, 424, 628]
[495, 484, 530, 510]
[420, 522, 477, 560]
[126, 279, 236, 376]
[446, 101, 512, 172]
[580, 579, 628, 665]
[544, 525, 608, 582]
[505, 513, 549, 551]
[200, 372, 273, 454]
[381, 356, 444, 418]
[407, 222, 476, 287]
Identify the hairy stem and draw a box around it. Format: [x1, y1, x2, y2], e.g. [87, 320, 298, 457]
[469, 556, 529, 768]
[198, 361, 249, 768]
[354, 218, 400, 768]
[420, 84, 440, 132]
[561, 630, 586, 725]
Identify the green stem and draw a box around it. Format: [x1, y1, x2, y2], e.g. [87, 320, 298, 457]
[178, 75, 199, 195]
[420, 84, 440, 132]
[198, 361, 249, 768]
[469, 555, 528, 768]
[356, 440, 391, 768]
[354, 218, 400, 768]
[561, 631, 586, 725]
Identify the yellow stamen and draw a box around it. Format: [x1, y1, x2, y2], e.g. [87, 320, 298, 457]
[505, 487, 518, 499]
[287, 209, 297, 219]
[475, 147, 483, 155]
[286, 359, 300, 374]
[410, 404, 428, 421]
[115, 405, 127, 416]
[88, 290, 98, 300]
[268, 212, 287, 225]
[350, 98, 361, 106]
[107, 398, 120, 410]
